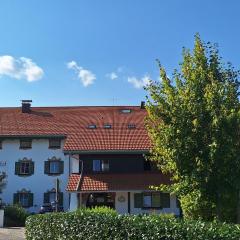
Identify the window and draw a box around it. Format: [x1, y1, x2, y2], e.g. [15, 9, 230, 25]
[44, 157, 64, 175]
[120, 109, 131, 113]
[49, 138, 61, 149]
[93, 160, 101, 172]
[15, 159, 34, 176]
[93, 160, 109, 172]
[88, 124, 97, 129]
[44, 190, 63, 206]
[20, 139, 32, 149]
[13, 191, 33, 208]
[50, 161, 60, 174]
[104, 124, 112, 129]
[0, 141, 2, 149]
[134, 192, 170, 209]
[128, 124, 136, 129]
[102, 160, 109, 171]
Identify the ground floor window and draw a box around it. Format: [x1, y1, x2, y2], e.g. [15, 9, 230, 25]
[44, 190, 63, 206]
[134, 192, 170, 209]
[86, 193, 115, 208]
[13, 191, 33, 208]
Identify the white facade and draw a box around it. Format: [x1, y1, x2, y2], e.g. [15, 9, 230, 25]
[0, 139, 69, 213]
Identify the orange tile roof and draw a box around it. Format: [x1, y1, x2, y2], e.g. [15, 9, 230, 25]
[67, 172, 170, 192]
[66, 174, 81, 191]
[0, 106, 151, 151]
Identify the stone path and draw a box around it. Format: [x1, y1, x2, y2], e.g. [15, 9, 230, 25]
[0, 227, 25, 240]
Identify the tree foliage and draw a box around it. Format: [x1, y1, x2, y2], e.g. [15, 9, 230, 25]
[145, 34, 240, 222]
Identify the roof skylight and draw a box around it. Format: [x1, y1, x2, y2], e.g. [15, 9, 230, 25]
[120, 109, 131, 114]
[88, 124, 97, 129]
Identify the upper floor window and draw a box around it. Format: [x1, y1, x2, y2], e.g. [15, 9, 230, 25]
[0, 140, 2, 149]
[20, 139, 32, 149]
[49, 138, 61, 149]
[15, 158, 34, 176]
[93, 160, 109, 172]
[44, 157, 64, 175]
[13, 189, 33, 208]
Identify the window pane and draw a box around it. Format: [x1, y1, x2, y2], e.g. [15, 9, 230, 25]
[93, 160, 101, 171]
[19, 193, 28, 207]
[20, 139, 32, 148]
[143, 194, 151, 208]
[49, 139, 61, 148]
[50, 161, 60, 174]
[152, 193, 161, 208]
[20, 162, 30, 174]
[102, 160, 109, 171]
[49, 192, 56, 203]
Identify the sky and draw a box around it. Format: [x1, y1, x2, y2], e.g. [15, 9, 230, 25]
[0, 0, 239, 107]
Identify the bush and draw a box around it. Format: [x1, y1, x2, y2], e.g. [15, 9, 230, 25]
[4, 204, 30, 227]
[26, 207, 240, 240]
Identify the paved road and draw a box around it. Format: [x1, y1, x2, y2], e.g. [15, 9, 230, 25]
[0, 227, 25, 240]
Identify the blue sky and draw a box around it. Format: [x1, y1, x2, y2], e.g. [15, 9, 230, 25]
[0, 0, 239, 107]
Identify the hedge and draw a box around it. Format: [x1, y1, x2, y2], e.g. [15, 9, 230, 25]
[25, 207, 240, 240]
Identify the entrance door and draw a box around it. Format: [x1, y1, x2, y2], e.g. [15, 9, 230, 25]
[86, 193, 115, 209]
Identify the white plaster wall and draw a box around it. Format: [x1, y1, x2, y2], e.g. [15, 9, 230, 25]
[71, 158, 79, 174]
[0, 139, 69, 213]
[115, 192, 128, 214]
[69, 193, 78, 211]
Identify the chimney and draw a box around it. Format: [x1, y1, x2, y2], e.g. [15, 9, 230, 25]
[21, 100, 32, 113]
[140, 101, 145, 109]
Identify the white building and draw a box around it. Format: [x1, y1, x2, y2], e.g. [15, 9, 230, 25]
[0, 100, 179, 215]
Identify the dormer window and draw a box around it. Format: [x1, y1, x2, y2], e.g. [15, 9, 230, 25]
[20, 139, 32, 149]
[88, 124, 97, 129]
[104, 124, 112, 129]
[128, 124, 136, 129]
[120, 109, 131, 114]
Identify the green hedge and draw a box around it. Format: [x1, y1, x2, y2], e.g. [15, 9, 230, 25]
[26, 207, 240, 240]
[4, 204, 30, 227]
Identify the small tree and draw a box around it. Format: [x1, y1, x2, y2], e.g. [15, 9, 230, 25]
[145, 34, 240, 222]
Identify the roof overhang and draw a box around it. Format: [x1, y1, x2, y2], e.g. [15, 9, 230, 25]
[64, 150, 149, 155]
[0, 134, 67, 139]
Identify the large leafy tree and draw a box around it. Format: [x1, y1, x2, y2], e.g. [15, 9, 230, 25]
[145, 35, 240, 222]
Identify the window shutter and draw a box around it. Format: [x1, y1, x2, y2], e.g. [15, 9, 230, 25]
[134, 193, 142, 208]
[59, 192, 63, 206]
[13, 193, 19, 204]
[59, 161, 64, 174]
[160, 193, 170, 208]
[44, 192, 50, 203]
[29, 162, 34, 175]
[44, 161, 50, 174]
[28, 193, 34, 207]
[15, 162, 21, 175]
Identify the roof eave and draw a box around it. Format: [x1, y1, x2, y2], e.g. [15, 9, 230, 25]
[63, 149, 149, 155]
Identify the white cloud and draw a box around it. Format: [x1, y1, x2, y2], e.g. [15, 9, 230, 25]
[127, 75, 150, 89]
[67, 61, 96, 87]
[0, 55, 43, 82]
[106, 72, 118, 80]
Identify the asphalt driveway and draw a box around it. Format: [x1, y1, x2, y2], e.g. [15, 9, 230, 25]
[0, 227, 25, 240]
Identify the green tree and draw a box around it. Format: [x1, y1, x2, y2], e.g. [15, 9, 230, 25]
[145, 34, 240, 222]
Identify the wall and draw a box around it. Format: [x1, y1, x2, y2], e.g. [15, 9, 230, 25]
[0, 139, 69, 213]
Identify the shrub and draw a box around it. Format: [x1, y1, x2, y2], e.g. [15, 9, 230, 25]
[26, 207, 240, 240]
[4, 204, 30, 227]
